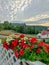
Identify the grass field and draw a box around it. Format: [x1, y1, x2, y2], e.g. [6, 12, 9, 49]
[0, 30, 15, 35]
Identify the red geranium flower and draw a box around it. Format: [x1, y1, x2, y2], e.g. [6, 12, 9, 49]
[30, 44, 34, 50]
[12, 39, 18, 47]
[45, 44, 49, 49]
[19, 40, 25, 47]
[3, 41, 9, 50]
[23, 44, 29, 49]
[19, 40, 24, 47]
[19, 34, 24, 38]
[30, 38, 37, 43]
[44, 47, 49, 53]
[10, 44, 15, 50]
[44, 44, 49, 53]
[38, 42, 45, 47]
[36, 48, 41, 53]
[19, 49, 24, 55]
[21, 40, 24, 43]
[14, 50, 19, 58]
[19, 43, 24, 47]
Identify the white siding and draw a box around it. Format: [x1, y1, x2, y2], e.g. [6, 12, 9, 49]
[41, 34, 49, 38]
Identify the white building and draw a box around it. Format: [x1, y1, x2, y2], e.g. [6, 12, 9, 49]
[37, 28, 49, 38]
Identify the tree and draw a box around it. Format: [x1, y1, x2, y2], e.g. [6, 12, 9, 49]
[0, 24, 4, 31]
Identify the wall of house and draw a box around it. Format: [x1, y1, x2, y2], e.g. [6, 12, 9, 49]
[41, 34, 49, 38]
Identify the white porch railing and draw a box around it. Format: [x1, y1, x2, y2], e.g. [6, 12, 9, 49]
[0, 45, 46, 65]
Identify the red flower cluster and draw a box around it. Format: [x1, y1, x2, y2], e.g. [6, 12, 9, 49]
[3, 41, 9, 50]
[12, 39, 18, 47]
[30, 44, 34, 50]
[30, 37, 37, 43]
[38, 42, 45, 47]
[10, 39, 18, 50]
[14, 50, 19, 58]
[37, 41, 49, 54]
[3, 34, 49, 59]
[19, 49, 24, 55]
[38, 42, 49, 53]
[23, 44, 29, 49]
[19, 34, 24, 38]
[14, 49, 24, 58]
[44, 44, 49, 53]
[36, 48, 41, 53]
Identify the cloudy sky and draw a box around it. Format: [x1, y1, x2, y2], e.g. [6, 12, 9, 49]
[0, 0, 49, 26]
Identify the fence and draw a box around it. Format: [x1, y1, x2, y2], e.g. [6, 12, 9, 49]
[0, 45, 46, 65]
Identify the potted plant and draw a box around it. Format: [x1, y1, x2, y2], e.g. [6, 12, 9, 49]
[3, 34, 49, 65]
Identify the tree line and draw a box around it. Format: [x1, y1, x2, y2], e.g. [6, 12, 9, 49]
[0, 21, 47, 34]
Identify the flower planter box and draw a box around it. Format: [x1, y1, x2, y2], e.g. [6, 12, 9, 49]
[1, 34, 49, 65]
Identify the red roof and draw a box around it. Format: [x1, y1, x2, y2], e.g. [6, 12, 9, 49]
[41, 30, 49, 35]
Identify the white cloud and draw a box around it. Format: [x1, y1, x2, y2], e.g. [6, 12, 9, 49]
[0, 0, 32, 21]
[0, 0, 49, 22]
[26, 23, 49, 26]
[22, 14, 49, 22]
